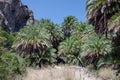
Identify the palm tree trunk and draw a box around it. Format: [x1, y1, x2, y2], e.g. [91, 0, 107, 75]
[29, 52, 32, 66]
[93, 53, 101, 70]
[104, 11, 108, 38]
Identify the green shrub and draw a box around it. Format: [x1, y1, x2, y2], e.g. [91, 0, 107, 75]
[0, 52, 26, 80]
[0, 30, 14, 48]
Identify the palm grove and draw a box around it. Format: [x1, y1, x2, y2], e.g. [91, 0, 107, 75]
[0, 0, 120, 80]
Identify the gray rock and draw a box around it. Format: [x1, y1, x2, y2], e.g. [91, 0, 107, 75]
[0, 0, 35, 32]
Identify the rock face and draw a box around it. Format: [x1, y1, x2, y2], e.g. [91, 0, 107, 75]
[0, 0, 34, 32]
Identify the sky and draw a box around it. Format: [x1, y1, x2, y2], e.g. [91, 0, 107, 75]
[21, 0, 86, 24]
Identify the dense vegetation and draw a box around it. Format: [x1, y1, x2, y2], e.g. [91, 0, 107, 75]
[0, 0, 120, 80]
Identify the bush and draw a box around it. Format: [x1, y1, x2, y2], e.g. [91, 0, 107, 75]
[0, 30, 14, 48]
[0, 52, 26, 80]
[98, 68, 116, 80]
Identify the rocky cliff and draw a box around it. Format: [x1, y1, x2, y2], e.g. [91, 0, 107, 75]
[0, 0, 34, 32]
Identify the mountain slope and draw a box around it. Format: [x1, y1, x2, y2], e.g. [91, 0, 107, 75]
[0, 0, 34, 32]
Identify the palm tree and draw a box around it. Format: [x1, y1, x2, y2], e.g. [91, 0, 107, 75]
[72, 22, 88, 36]
[62, 16, 79, 37]
[81, 35, 112, 69]
[108, 12, 120, 69]
[38, 48, 56, 67]
[108, 12, 120, 36]
[58, 36, 83, 66]
[12, 24, 56, 66]
[13, 24, 50, 54]
[86, 0, 120, 35]
[86, 0, 120, 70]
[81, 25, 96, 42]
[39, 19, 63, 50]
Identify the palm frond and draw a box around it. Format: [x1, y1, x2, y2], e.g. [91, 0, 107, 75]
[108, 12, 120, 31]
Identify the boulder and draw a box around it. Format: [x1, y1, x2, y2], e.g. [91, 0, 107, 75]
[0, 0, 35, 32]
